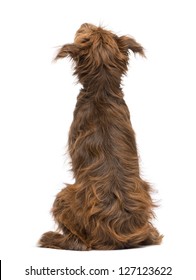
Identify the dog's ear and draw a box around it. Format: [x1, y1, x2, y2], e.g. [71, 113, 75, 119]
[117, 36, 145, 57]
[54, 43, 80, 60]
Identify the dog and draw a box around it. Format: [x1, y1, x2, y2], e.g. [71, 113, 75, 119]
[38, 23, 162, 250]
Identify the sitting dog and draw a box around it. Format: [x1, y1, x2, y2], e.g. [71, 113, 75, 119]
[39, 23, 162, 250]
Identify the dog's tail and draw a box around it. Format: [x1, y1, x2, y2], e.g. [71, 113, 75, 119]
[38, 230, 89, 250]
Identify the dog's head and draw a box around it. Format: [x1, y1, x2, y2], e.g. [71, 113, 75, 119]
[55, 23, 144, 87]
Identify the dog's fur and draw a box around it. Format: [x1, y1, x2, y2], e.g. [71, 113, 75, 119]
[38, 23, 162, 250]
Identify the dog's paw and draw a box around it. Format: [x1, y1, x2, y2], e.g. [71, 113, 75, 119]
[38, 231, 63, 249]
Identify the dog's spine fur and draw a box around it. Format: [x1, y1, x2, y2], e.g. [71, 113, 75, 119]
[39, 89, 162, 250]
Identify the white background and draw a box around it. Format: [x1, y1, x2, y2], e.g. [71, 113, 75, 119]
[0, 0, 196, 279]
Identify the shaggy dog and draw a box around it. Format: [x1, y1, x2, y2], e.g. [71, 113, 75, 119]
[39, 23, 162, 250]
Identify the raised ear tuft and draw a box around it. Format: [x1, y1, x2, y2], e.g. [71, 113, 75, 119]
[117, 36, 145, 57]
[54, 43, 80, 61]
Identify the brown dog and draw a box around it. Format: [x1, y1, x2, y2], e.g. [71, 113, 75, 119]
[38, 23, 162, 250]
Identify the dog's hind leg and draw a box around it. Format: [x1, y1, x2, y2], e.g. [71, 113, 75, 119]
[38, 228, 89, 250]
[38, 185, 90, 250]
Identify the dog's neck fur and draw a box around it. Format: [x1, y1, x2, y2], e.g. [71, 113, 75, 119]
[78, 65, 125, 99]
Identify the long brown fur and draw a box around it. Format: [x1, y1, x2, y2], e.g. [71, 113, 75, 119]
[38, 23, 163, 250]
